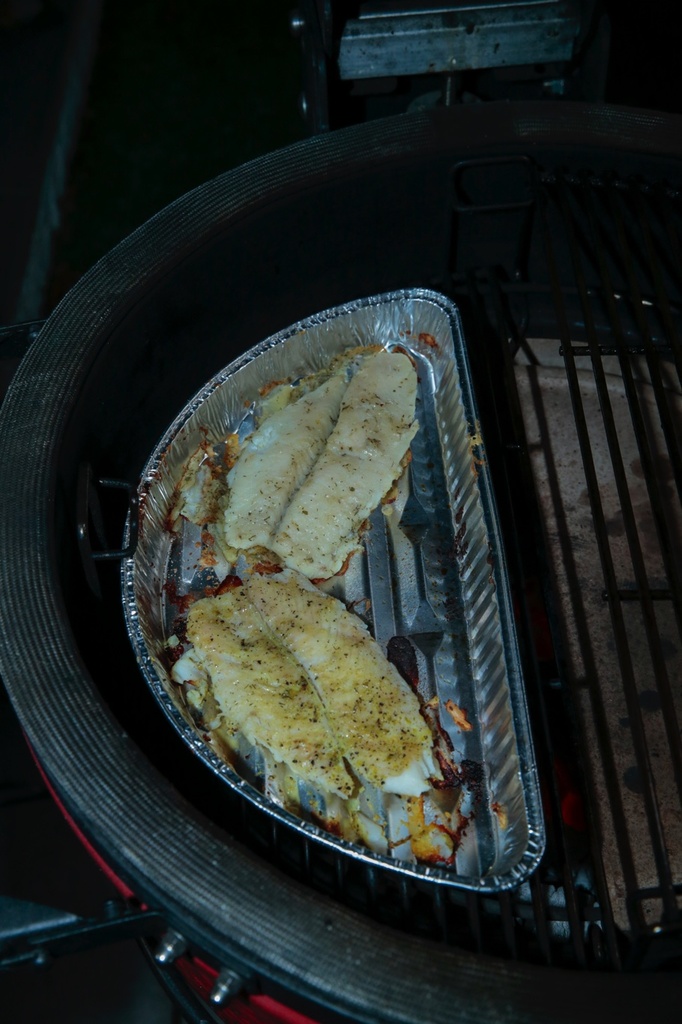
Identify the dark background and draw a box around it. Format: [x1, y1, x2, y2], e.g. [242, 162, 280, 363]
[44, 0, 306, 310]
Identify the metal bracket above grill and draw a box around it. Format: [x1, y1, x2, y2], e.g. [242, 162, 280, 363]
[337, 1, 580, 81]
[291, 0, 608, 130]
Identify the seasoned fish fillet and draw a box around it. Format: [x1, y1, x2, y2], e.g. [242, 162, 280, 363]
[271, 349, 418, 578]
[222, 372, 348, 551]
[246, 569, 437, 796]
[173, 586, 355, 798]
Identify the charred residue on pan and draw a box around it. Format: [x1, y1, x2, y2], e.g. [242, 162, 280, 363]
[163, 577, 193, 615]
[458, 758, 486, 806]
[386, 635, 420, 691]
[418, 332, 438, 349]
[453, 508, 468, 563]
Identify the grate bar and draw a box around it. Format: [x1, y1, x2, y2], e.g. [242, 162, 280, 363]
[498, 891, 518, 961]
[549, 178, 680, 924]
[432, 888, 449, 944]
[334, 851, 348, 901]
[365, 867, 378, 915]
[560, 863, 591, 967]
[465, 891, 484, 954]
[610, 588, 672, 602]
[396, 877, 409, 921]
[302, 837, 311, 878]
[565, 344, 649, 356]
[529, 873, 553, 965]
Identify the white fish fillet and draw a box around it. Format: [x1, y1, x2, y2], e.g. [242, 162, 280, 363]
[221, 372, 348, 551]
[271, 349, 418, 578]
[216, 348, 418, 579]
[246, 569, 437, 796]
[173, 586, 355, 798]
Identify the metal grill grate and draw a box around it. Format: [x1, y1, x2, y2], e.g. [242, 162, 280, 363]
[451, 170, 682, 971]
[181, 170, 682, 976]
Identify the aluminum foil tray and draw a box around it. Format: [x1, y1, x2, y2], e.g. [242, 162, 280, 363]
[122, 288, 545, 891]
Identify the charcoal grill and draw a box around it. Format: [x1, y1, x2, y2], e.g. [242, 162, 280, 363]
[1, 102, 681, 1021]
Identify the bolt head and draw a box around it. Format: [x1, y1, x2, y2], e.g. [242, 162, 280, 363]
[290, 11, 305, 38]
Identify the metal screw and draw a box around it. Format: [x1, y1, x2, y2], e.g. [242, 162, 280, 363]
[289, 11, 305, 37]
[587, 922, 606, 964]
[33, 948, 52, 969]
[103, 899, 123, 919]
[210, 967, 245, 1006]
[154, 928, 188, 965]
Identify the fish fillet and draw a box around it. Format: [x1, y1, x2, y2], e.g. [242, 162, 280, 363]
[221, 372, 348, 551]
[173, 586, 355, 798]
[246, 569, 437, 796]
[270, 349, 418, 578]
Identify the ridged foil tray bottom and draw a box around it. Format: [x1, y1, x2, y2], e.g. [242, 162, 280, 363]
[122, 289, 544, 891]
